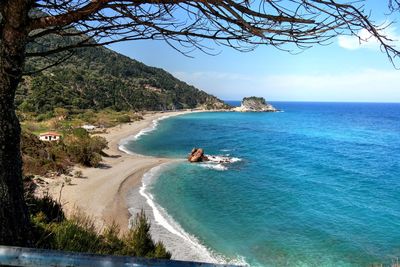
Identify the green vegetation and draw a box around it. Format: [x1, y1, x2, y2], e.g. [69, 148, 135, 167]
[19, 106, 146, 176]
[21, 130, 71, 176]
[14, 28, 224, 258]
[21, 127, 108, 175]
[25, 183, 170, 258]
[17, 34, 228, 115]
[116, 114, 132, 123]
[242, 96, 267, 104]
[19, 107, 143, 133]
[64, 129, 108, 167]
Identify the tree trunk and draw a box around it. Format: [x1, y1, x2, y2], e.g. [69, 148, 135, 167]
[0, 0, 32, 246]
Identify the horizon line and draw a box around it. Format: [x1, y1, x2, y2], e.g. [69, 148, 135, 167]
[222, 100, 400, 104]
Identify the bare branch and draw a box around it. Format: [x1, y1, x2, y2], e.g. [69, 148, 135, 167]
[29, 0, 112, 30]
[24, 0, 400, 66]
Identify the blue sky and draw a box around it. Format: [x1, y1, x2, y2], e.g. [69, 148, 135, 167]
[109, 1, 400, 102]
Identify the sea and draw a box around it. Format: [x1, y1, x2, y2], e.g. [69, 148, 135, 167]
[122, 102, 400, 267]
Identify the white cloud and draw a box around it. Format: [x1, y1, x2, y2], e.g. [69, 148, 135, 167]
[338, 24, 399, 51]
[173, 69, 400, 102]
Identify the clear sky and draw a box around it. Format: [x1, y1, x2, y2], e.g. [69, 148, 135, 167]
[108, 1, 400, 102]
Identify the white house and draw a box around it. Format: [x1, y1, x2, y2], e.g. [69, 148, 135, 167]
[39, 132, 62, 142]
[81, 124, 97, 131]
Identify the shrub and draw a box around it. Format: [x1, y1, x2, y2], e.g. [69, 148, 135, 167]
[36, 114, 48, 122]
[24, 177, 65, 224]
[74, 170, 83, 178]
[79, 110, 97, 124]
[72, 127, 89, 138]
[54, 108, 69, 119]
[100, 223, 125, 255]
[21, 131, 72, 175]
[28, 195, 65, 223]
[131, 114, 144, 121]
[26, 185, 171, 258]
[121, 210, 170, 259]
[19, 101, 35, 112]
[122, 210, 154, 257]
[50, 214, 103, 253]
[117, 114, 131, 123]
[31, 212, 55, 249]
[63, 176, 72, 185]
[36, 111, 54, 122]
[152, 241, 172, 259]
[64, 134, 108, 167]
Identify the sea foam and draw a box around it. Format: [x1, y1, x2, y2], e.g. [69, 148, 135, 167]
[200, 163, 228, 171]
[127, 163, 249, 266]
[198, 155, 242, 171]
[134, 164, 222, 263]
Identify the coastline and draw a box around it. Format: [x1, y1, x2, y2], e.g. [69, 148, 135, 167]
[46, 109, 222, 263]
[48, 110, 191, 233]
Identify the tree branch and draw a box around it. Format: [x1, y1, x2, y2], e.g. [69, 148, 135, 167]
[29, 0, 112, 30]
[24, 0, 400, 66]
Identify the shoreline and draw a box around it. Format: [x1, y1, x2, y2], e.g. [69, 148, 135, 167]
[48, 110, 192, 232]
[126, 162, 222, 263]
[46, 109, 222, 263]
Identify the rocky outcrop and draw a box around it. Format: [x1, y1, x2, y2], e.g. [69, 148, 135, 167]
[232, 97, 277, 112]
[188, 148, 209, 162]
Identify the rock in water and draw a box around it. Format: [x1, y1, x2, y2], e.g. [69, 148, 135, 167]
[188, 148, 209, 162]
[232, 96, 278, 112]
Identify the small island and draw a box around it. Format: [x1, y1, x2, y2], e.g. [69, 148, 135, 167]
[232, 96, 278, 112]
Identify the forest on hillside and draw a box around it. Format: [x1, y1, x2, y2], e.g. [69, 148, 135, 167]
[16, 34, 227, 113]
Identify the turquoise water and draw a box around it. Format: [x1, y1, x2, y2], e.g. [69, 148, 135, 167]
[126, 102, 400, 266]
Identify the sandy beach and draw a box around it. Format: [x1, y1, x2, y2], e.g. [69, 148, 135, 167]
[48, 110, 191, 231]
[46, 109, 220, 263]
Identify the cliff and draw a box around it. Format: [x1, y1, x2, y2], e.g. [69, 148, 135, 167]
[232, 97, 277, 112]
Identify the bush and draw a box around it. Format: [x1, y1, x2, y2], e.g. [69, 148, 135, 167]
[64, 134, 108, 167]
[22, 128, 109, 175]
[131, 114, 144, 121]
[54, 107, 69, 119]
[21, 131, 72, 176]
[117, 114, 131, 123]
[122, 210, 170, 259]
[19, 101, 35, 112]
[27, 189, 171, 259]
[72, 127, 89, 138]
[63, 176, 72, 185]
[49, 212, 103, 253]
[30, 209, 172, 259]
[36, 111, 54, 122]
[78, 110, 96, 124]
[100, 223, 125, 255]
[24, 177, 65, 224]
[122, 210, 154, 257]
[31, 212, 55, 249]
[29, 195, 65, 223]
[74, 170, 83, 178]
[152, 242, 172, 259]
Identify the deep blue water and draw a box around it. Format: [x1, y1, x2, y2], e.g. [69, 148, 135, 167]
[127, 102, 400, 266]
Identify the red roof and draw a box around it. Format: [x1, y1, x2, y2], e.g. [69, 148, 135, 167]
[39, 132, 62, 137]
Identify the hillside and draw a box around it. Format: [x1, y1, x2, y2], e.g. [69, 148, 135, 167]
[16, 37, 227, 113]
